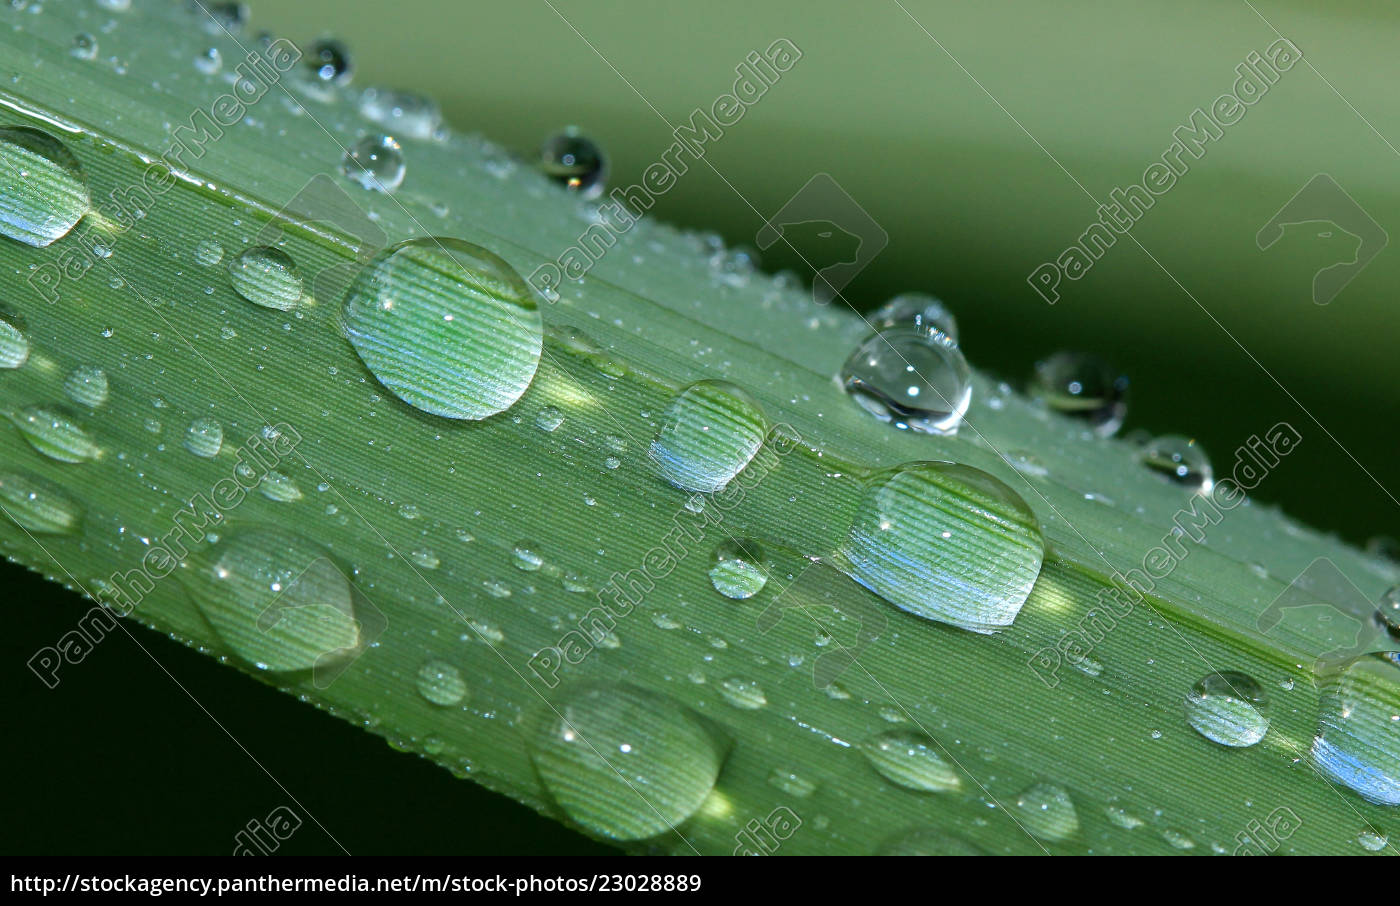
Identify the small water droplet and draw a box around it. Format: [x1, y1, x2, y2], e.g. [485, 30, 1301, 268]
[416, 659, 467, 706]
[409, 548, 440, 570]
[766, 768, 816, 798]
[228, 246, 302, 311]
[512, 541, 543, 572]
[1012, 783, 1079, 842]
[717, 676, 767, 710]
[525, 684, 727, 841]
[534, 405, 564, 433]
[707, 539, 767, 600]
[0, 471, 83, 534]
[1312, 652, 1400, 805]
[1185, 671, 1269, 747]
[342, 133, 405, 192]
[0, 317, 29, 369]
[539, 128, 606, 198]
[0, 126, 89, 247]
[649, 380, 767, 493]
[869, 292, 958, 342]
[70, 33, 98, 61]
[357, 87, 442, 141]
[1357, 828, 1388, 851]
[841, 328, 971, 435]
[1378, 586, 1400, 640]
[194, 238, 223, 267]
[1139, 434, 1213, 492]
[9, 405, 100, 463]
[305, 38, 352, 86]
[343, 238, 543, 420]
[862, 730, 961, 792]
[183, 417, 223, 458]
[194, 46, 221, 75]
[1029, 351, 1128, 436]
[259, 471, 303, 502]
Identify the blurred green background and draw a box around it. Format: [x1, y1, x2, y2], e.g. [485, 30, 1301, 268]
[7, 0, 1400, 854]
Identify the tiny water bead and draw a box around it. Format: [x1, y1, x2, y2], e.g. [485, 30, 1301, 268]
[0, 126, 90, 247]
[416, 660, 467, 707]
[180, 529, 362, 674]
[1139, 434, 1213, 493]
[838, 462, 1044, 633]
[0, 471, 83, 534]
[70, 33, 98, 61]
[0, 317, 29, 369]
[1184, 671, 1270, 747]
[9, 405, 100, 463]
[862, 730, 961, 792]
[1312, 652, 1400, 806]
[1013, 783, 1080, 842]
[707, 540, 767, 600]
[342, 134, 405, 192]
[342, 238, 544, 420]
[869, 292, 958, 343]
[1379, 586, 1400, 639]
[306, 38, 352, 86]
[526, 685, 727, 841]
[539, 128, 607, 198]
[183, 417, 224, 458]
[841, 328, 971, 436]
[228, 246, 303, 311]
[649, 381, 767, 494]
[1029, 351, 1128, 436]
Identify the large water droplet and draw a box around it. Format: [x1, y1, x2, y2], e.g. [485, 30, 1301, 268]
[0, 471, 83, 534]
[343, 238, 543, 420]
[180, 529, 363, 674]
[416, 660, 467, 706]
[1312, 653, 1400, 805]
[1139, 434, 1213, 493]
[708, 539, 767, 599]
[1012, 783, 1079, 842]
[1029, 351, 1128, 436]
[838, 462, 1044, 632]
[9, 405, 100, 463]
[0, 127, 89, 247]
[228, 246, 302, 311]
[0, 317, 29, 369]
[526, 685, 727, 840]
[862, 730, 961, 792]
[841, 329, 971, 435]
[342, 134, 405, 192]
[649, 380, 767, 493]
[539, 128, 607, 198]
[1184, 671, 1270, 747]
[869, 292, 958, 343]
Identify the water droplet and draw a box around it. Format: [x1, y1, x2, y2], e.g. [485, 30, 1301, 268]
[343, 238, 543, 420]
[841, 329, 971, 435]
[707, 540, 767, 600]
[228, 246, 302, 311]
[342, 133, 405, 192]
[649, 380, 767, 493]
[1161, 828, 1196, 850]
[1012, 783, 1079, 842]
[878, 828, 984, 855]
[1366, 536, 1400, 563]
[1139, 434, 1213, 493]
[70, 33, 98, 61]
[539, 128, 607, 198]
[1029, 351, 1128, 436]
[194, 238, 223, 266]
[766, 768, 816, 798]
[512, 540, 543, 572]
[0, 471, 83, 534]
[306, 38, 352, 86]
[408, 548, 440, 570]
[535, 405, 564, 432]
[357, 87, 442, 141]
[183, 417, 223, 458]
[717, 676, 766, 710]
[61, 365, 107, 408]
[1185, 671, 1270, 747]
[1105, 806, 1145, 830]
[259, 471, 303, 502]
[179, 529, 362, 674]
[416, 660, 467, 706]
[862, 730, 961, 792]
[1379, 586, 1400, 640]
[1357, 829, 1388, 851]
[838, 462, 1044, 632]
[9, 405, 100, 463]
[0, 126, 89, 247]
[1312, 652, 1400, 805]
[194, 46, 221, 75]
[526, 685, 727, 840]
[0, 317, 29, 369]
[869, 292, 958, 342]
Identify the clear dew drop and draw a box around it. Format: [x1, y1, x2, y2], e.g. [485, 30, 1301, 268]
[1139, 434, 1213, 492]
[342, 133, 405, 192]
[1184, 671, 1270, 747]
[228, 246, 303, 311]
[1012, 783, 1080, 842]
[1028, 351, 1128, 436]
[0, 126, 90, 248]
[1357, 829, 1388, 851]
[0, 317, 29, 369]
[1379, 586, 1400, 640]
[0, 471, 83, 534]
[539, 128, 607, 198]
[862, 730, 961, 792]
[194, 238, 223, 267]
[70, 33, 98, 61]
[869, 292, 958, 343]
[416, 660, 467, 706]
[1311, 652, 1400, 805]
[838, 462, 1044, 632]
[534, 405, 564, 432]
[183, 417, 224, 458]
[343, 238, 543, 420]
[179, 529, 362, 674]
[649, 380, 767, 494]
[525, 684, 727, 841]
[9, 405, 100, 463]
[194, 46, 222, 75]
[62, 365, 107, 408]
[305, 38, 352, 86]
[717, 676, 767, 710]
[357, 87, 442, 141]
[259, 471, 303, 503]
[512, 540, 543, 572]
[841, 328, 971, 435]
[707, 539, 767, 600]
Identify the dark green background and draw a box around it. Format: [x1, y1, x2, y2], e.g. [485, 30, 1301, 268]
[6, 0, 1398, 854]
